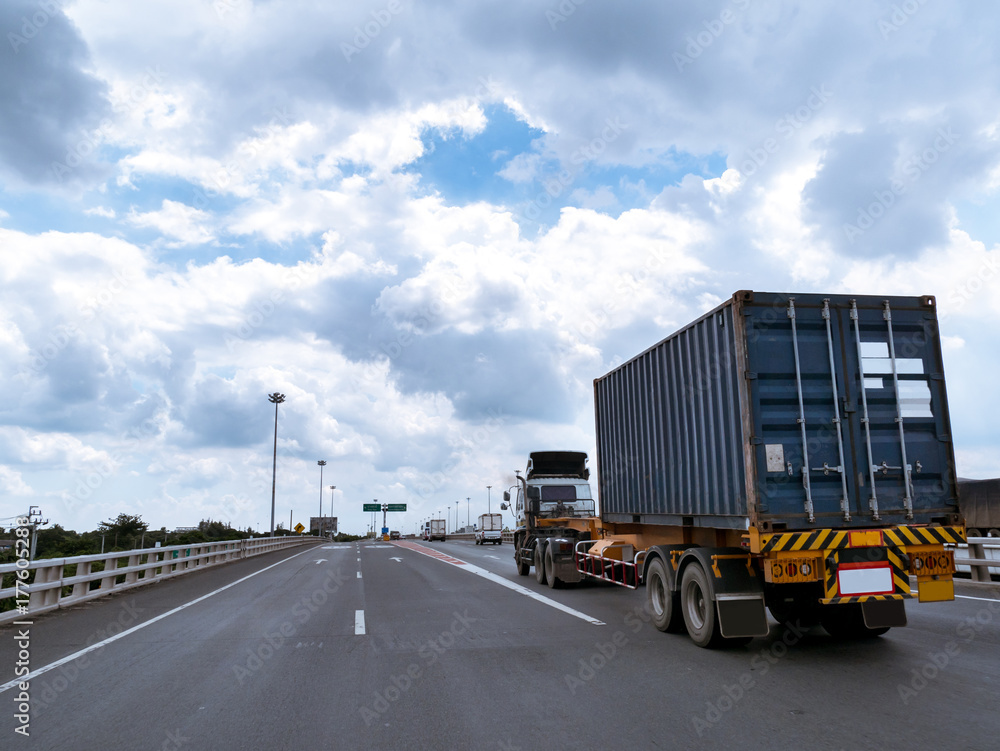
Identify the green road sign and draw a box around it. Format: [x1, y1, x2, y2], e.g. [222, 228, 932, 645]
[386, 504, 407, 512]
[363, 503, 381, 512]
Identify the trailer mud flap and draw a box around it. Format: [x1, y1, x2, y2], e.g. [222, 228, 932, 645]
[716, 595, 770, 638]
[861, 599, 907, 629]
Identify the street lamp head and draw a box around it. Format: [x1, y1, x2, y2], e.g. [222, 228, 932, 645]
[268, 392, 286, 404]
[317, 460, 326, 467]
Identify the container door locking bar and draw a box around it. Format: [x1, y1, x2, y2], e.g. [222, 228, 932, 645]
[787, 298, 815, 523]
[883, 301, 915, 520]
[851, 299, 881, 521]
[820, 299, 852, 522]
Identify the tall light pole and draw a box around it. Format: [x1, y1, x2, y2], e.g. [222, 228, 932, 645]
[317, 460, 326, 537]
[487, 485, 492, 514]
[329, 485, 336, 537]
[466, 497, 470, 526]
[268, 392, 286, 537]
[455, 500, 460, 531]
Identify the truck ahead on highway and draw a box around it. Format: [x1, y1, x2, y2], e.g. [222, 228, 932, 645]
[428, 519, 446, 541]
[958, 478, 1000, 537]
[505, 291, 964, 647]
[475, 513, 503, 545]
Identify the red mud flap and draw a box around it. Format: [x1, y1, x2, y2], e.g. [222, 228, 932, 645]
[716, 595, 770, 638]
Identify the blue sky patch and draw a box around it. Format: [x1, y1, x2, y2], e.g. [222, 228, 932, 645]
[405, 104, 726, 228]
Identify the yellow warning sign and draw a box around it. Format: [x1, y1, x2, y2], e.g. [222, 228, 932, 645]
[294, 522, 305, 533]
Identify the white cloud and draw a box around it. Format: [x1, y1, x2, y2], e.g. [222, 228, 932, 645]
[126, 199, 215, 245]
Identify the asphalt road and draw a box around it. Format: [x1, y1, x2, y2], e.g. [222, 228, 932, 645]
[2, 538, 999, 750]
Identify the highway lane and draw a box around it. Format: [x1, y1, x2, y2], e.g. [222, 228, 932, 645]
[2, 538, 999, 750]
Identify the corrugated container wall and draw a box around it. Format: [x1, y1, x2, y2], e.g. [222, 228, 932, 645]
[594, 291, 962, 533]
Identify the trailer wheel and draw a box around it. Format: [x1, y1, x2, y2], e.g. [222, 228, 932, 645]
[534, 540, 548, 585]
[681, 563, 724, 648]
[544, 544, 561, 589]
[647, 558, 684, 633]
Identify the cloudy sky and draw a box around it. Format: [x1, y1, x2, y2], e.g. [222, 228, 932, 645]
[1, 0, 998, 537]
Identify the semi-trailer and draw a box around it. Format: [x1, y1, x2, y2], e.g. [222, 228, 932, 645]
[505, 291, 964, 647]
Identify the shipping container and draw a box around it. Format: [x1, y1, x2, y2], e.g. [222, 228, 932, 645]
[594, 290, 962, 533]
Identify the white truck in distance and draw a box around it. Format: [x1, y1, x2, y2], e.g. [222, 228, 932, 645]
[428, 519, 446, 541]
[475, 514, 503, 545]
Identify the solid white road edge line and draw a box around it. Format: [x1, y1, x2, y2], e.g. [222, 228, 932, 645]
[0, 546, 320, 695]
[394, 543, 606, 626]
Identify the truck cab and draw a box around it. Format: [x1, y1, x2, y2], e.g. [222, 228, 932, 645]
[511, 451, 596, 525]
[504, 451, 597, 582]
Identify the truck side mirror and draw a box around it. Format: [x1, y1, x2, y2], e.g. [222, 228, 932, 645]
[503, 491, 510, 502]
[500, 502, 508, 511]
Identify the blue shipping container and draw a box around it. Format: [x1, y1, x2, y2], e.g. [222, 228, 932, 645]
[594, 290, 962, 533]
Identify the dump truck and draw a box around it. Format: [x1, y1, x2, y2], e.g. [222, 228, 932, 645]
[505, 291, 964, 647]
[475, 513, 504, 545]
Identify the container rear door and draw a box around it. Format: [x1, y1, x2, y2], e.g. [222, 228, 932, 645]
[745, 293, 957, 529]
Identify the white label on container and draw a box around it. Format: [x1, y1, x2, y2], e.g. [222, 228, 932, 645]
[765, 444, 785, 473]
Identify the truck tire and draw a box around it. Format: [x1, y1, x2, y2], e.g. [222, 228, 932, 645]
[681, 563, 724, 648]
[544, 544, 561, 589]
[534, 540, 548, 585]
[514, 534, 530, 576]
[646, 557, 684, 633]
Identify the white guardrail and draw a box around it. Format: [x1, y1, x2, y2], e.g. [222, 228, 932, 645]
[950, 536, 1000, 583]
[0, 536, 321, 625]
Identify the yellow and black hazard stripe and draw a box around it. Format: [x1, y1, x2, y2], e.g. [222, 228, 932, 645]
[822, 547, 911, 603]
[760, 524, 965, 553]
[760, 528, 850, 553]
[883, 525, 965, 547]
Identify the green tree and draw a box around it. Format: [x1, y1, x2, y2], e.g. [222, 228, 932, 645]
[98, 513, 149, 550]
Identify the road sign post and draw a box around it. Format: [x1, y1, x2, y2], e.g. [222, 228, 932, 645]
[363, 503, 406, 539]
